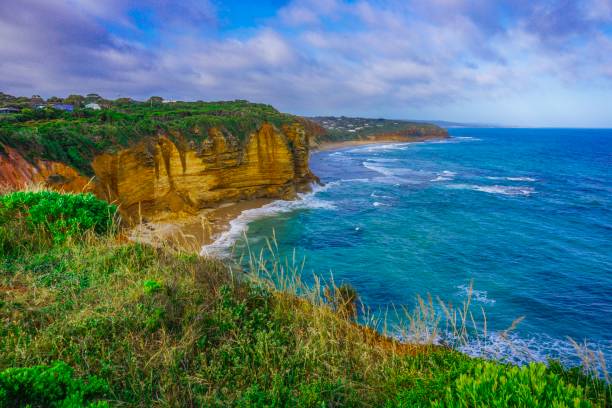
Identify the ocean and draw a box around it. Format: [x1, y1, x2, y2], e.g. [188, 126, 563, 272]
[202, 128, 612, 366]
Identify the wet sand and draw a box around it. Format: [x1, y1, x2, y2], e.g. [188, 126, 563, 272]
[129, 198, 273, 253]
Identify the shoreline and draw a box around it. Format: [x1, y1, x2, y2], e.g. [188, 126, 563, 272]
[129, 198, 274, 253]
[131, 135, 448, 255]
[312, 134, 449, 152]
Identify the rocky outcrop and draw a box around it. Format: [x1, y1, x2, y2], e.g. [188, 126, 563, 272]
[91, 122, 317, 221]
[0, 145, 92, 192]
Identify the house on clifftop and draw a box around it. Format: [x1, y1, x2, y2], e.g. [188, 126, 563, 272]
[0, 107, 19, 114]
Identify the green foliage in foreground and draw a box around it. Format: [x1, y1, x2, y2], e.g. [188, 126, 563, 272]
[0, 191, 116, 244]
[0, 361, 108, 407]
[0, 191, 609, 407]
[433, 362, 591, 408]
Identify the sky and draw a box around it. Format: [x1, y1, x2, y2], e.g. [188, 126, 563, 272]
[1, 0, 612, 127]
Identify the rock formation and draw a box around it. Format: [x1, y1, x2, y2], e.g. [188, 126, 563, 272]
[2, 121, 317, 222]
[88, 121, 317, 221]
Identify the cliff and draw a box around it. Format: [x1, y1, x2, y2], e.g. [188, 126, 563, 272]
[0, 121, 316, 222]
[92, 122, 316, 221]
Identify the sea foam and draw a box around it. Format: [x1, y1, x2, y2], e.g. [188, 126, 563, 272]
[431, 170, 457, 182]
[448, 184, 535, 196]
[200, 183, 336, 258]
[486, 176, 537, 182]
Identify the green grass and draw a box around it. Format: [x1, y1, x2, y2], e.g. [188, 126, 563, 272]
[0, 191, 609, 406]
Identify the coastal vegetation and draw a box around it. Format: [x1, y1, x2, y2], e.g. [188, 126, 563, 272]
[0, 96, 299, 175]
[0, 190, 609, 407]
[310, 116, 447, 143]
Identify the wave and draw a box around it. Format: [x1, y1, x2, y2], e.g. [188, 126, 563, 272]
[347, 143, 410, 153]
[456, 284, 496, 305]
[431, 170, 457, 182]
[448, 183, 535, 196]
[459, 331, 612, 369]
[200, 184, 336, 258]
[486, 176, 537, 182]
[362, 161, 398, 177]
[372, 201, 390, 207]
[362, 161, 431, 181]
[367, 158, 400, 163]
[453, 136, 482, 141]
[418, 137, 482, 145]
[370, 192, 392, 199]
[340, 178, 372, 184]
[393, 319, 610, 368]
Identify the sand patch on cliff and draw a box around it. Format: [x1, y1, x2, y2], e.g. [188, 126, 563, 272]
[129, 198, 273, 253]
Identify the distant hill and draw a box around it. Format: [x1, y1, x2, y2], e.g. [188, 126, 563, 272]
[408, 119, 503, 128]
[309, 116, 447, 143]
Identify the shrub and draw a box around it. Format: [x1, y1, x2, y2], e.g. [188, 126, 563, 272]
[143, 279, 163, 294]
[0, 191, 117, 243]
[0, 361, 108, 407]
[433, 361, 592, 407]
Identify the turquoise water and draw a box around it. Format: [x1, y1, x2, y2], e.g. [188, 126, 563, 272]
[210, 128, 612, 365]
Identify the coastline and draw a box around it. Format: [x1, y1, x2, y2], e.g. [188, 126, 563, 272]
[312, 134, 449, 152]
[129, 198, 274, 253]
[132, 134, 449, 255]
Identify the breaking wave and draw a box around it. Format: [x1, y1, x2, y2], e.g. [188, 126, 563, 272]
[200, 183, 336, 258]
[487, 176, 537, 182]
[431, 170, 457, 182]
[448, 183, 535, 196]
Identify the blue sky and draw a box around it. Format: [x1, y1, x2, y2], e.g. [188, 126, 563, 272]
[1, 0, 612, 127]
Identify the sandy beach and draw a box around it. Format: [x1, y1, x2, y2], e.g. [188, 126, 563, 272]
[129, 198, 274, 253]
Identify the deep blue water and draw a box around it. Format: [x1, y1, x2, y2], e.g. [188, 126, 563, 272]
[219, 129, 612, 365]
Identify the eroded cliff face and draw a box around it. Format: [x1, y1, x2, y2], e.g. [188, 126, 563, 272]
[0, 145, 92, 192]
[92, 122, 317, 221]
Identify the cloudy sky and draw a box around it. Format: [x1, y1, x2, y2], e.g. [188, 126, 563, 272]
[1, 0, 611, 127]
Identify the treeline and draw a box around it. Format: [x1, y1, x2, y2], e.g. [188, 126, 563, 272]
[1, 92, 164, 109]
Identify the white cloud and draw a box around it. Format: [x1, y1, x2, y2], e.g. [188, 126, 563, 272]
[0, 0, 611, 125]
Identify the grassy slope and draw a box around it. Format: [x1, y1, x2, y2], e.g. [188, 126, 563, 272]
[0, 101, 297, 176]
[0, 191, 609, 407]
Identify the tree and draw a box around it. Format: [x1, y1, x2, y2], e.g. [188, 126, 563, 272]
[30, 95, 44, 105]
[47, 96, 63, 103]
[115, 97, 133, 105]
[65, 94, 85, 108]
[147, 96, 163, 105]
[85, 93, 103, 104]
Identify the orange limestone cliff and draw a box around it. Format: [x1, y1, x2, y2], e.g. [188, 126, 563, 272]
[91, 122, 318, 221]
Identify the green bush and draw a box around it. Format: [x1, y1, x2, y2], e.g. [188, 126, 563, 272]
[0, 191, 117, 243]
[433, 361, 592, 407]
[143, 279, 163, 294]
[0, 361, 108, 407]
